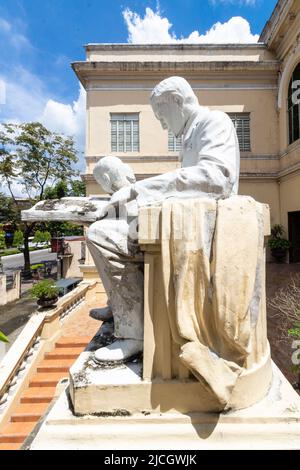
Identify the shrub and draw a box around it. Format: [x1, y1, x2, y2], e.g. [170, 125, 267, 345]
[268, 275, 300, 387]
[30, 263, 44, 271]
[268, 224, 291, 261]
[29, 279, 59, 300]
[268, 238, 291, 250]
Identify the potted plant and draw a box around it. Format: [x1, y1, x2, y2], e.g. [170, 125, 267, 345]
[30, 263, 45, 280]
[29, 279, 59, 308]
[268, 224, 291, 263]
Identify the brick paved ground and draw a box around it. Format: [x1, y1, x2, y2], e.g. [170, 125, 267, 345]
[266, 262, 300, 385]
[62, 302, 103, 337]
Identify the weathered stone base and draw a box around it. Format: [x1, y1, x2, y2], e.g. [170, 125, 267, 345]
[69, 349, 272, 414]
[29, 363, 300, 450]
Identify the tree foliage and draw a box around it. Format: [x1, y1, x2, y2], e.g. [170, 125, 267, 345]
[0, 192, 18, 225]
[0, 122, 78, 201]
[13, 229, 24, 248]
[33, 230, 51, 246]
[0, 122, 79, 275]
[0, 231, 6, 250]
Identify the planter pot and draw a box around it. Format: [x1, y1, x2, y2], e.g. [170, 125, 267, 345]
[271, 248, 287, 263]
[32, 271, 39, 280]
[37, 297, 58, 308]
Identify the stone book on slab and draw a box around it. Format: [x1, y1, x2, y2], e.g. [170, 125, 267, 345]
[21, 197, 109, 224]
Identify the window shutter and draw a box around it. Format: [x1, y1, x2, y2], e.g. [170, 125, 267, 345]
[110, 113, 139, 152]
[228, 113, 251, 152]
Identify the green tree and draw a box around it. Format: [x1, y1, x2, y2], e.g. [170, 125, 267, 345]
[43, 179, 68, 199]
[43, 230, 51, 244]
[0, 193, 17, 225]
[70, 179, 85, 197]
[33, 229, 51, 247]
[42, 179, 85, 238]
[43, 178, 85, 199]
[0, 122, 78, 277]
[13, 229, 24, 249]
[33, 229, 44, 247]
[0, 230, 6, 251]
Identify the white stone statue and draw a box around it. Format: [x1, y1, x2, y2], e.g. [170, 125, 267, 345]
[22, 76, 240, 368]
[89, 156, 137, 325]
[86, 76, 240, 364]
[93, 156, 136, 195]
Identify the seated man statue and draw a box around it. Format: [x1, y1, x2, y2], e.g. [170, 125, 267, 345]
[89, 155, 136, 324]
[87, 76, 240, 364]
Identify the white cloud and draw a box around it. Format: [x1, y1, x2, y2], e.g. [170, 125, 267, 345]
[41, 86, 86, 151]
[123, 7, 259, 43]
[0, 71, 85, 156]
[123, 7, 176, 44]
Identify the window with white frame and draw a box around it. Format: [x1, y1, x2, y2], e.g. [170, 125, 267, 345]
[227, 113, 251, 152]
[110, 113, 139, 152]
[168, 130, 182, 152]
[288, 62, 300, 145]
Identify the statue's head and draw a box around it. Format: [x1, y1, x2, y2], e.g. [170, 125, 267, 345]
[150, 76, 198, 138]
[93, 156, 136, 194]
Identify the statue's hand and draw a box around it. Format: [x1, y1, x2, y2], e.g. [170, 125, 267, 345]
[109, 185, 135, 207]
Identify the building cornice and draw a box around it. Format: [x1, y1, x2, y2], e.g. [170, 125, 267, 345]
[72, 61, 279, 88]
[279, 138, 300, 158]
[72, 61, 279, 73]
[259, 0, 295, 46]
[84, 43, 268, 52]
[86, 83, 278, 92]
[85, 155, 180, 163]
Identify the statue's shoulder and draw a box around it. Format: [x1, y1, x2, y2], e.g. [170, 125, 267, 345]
[208, 109, 232, 123]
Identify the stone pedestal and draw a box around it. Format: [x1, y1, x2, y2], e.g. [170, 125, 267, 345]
[29, 198, 300, 449]
[70, 198, 273, 414]
[29, 363, 300, 450]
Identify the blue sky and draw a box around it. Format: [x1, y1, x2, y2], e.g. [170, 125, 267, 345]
[0, 0, 277, 162]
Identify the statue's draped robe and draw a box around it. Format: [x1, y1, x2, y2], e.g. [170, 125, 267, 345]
[161, 196, 264, 406]
[134, 108, 240, 206]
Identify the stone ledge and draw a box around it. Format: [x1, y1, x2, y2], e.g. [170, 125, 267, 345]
[30, 363, 300, 450]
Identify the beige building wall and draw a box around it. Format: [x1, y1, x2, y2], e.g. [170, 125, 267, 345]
[279, 172, 300, 230]
[73, 0, 300, 272]
[239, 180, 281, 226]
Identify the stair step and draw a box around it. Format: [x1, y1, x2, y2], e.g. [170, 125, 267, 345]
[29, 372, 67, 387]
[20, 387, 56, 404]
[0, 443, 21, 450]
[37, 359, 74, 373]
[11, 402, 50, 422]
[55, 336, 92, 348]
[0, 422, 36, 443]
[44, 347, 83, 360]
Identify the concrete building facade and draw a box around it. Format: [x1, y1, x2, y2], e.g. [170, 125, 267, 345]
[72, 0, 300, 276]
